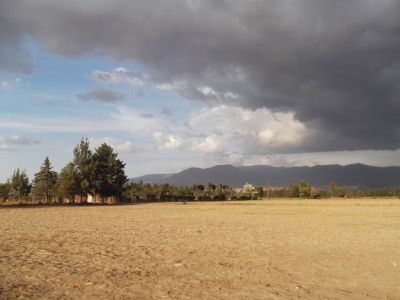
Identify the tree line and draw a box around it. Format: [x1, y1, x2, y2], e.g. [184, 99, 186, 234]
[0, 139, 127, 204]
[123, 182, 260, 202]
[123, 180, 400, 203]
[1, 140, 399, 205]
[262, 180, 400, 199]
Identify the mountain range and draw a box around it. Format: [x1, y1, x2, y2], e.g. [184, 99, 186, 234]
[131, 164, 400, 188]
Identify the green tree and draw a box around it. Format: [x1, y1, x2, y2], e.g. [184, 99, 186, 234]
[207, 183, 216, 191]
[0, 182, 11, 202]
[73, 138, 94, 200]
[57, 162, 79, 202]
[92, 143, 127, 200]
[288, 184, 299, 198]
[32, 157, 58, 203]
[9, 168, 31, 203]
[297, 180, 311, 198]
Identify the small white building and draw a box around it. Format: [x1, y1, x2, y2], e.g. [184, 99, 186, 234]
[87, 194, 94, 203]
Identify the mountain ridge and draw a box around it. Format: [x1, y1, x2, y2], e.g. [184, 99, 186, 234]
[130, 164, 400, 188]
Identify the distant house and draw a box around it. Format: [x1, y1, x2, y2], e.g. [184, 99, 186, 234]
[74, 194, 119, 204]
[87, 194, 94, 203]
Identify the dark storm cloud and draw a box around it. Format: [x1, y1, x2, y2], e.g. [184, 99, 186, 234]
[1, 0, 400, 152]
[76, 88, 125, 102]
[0, 1, 33, 74]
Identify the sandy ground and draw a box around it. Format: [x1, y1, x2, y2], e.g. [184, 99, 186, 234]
[0, 199, 399, 299]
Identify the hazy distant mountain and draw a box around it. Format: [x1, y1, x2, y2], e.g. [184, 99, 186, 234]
[131, 164, 400, 188]
[129, 173, 172, 184]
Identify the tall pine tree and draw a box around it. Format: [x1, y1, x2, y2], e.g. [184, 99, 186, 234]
[9, 168, 31, 202]
[57, 162, 79, 202]
[73, 138, 94, 201]
[32, 157, 58, 203]
[92, 143, 127, 200]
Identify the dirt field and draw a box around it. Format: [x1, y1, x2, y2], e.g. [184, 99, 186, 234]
[0, 199, 399, 299]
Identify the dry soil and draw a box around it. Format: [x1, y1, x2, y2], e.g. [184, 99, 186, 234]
[0, 199, 399, 299]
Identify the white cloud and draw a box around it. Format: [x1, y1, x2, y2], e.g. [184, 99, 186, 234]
[0, 105, 399, 173]
[156, 81, 186, 92]
[153, 132, 183, 150]
[223, 92, 240, 100]
[0, 105, 309, 162]
[196, 86, 240, 101]
[0, 135, 40, 151]
[192, 135, 222, 154]
[197, 86, 219, 98]
[187, 105, 308, 153]
[257, 117, 305, 147]
[92, 67, 145, 86]
[89, 137, 142, 154]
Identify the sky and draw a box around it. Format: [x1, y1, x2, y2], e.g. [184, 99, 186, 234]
[1, 0, 400, 181]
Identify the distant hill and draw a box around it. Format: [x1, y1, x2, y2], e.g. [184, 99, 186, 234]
[129, 173, 172, 184]
[131, 164, 400, 188]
